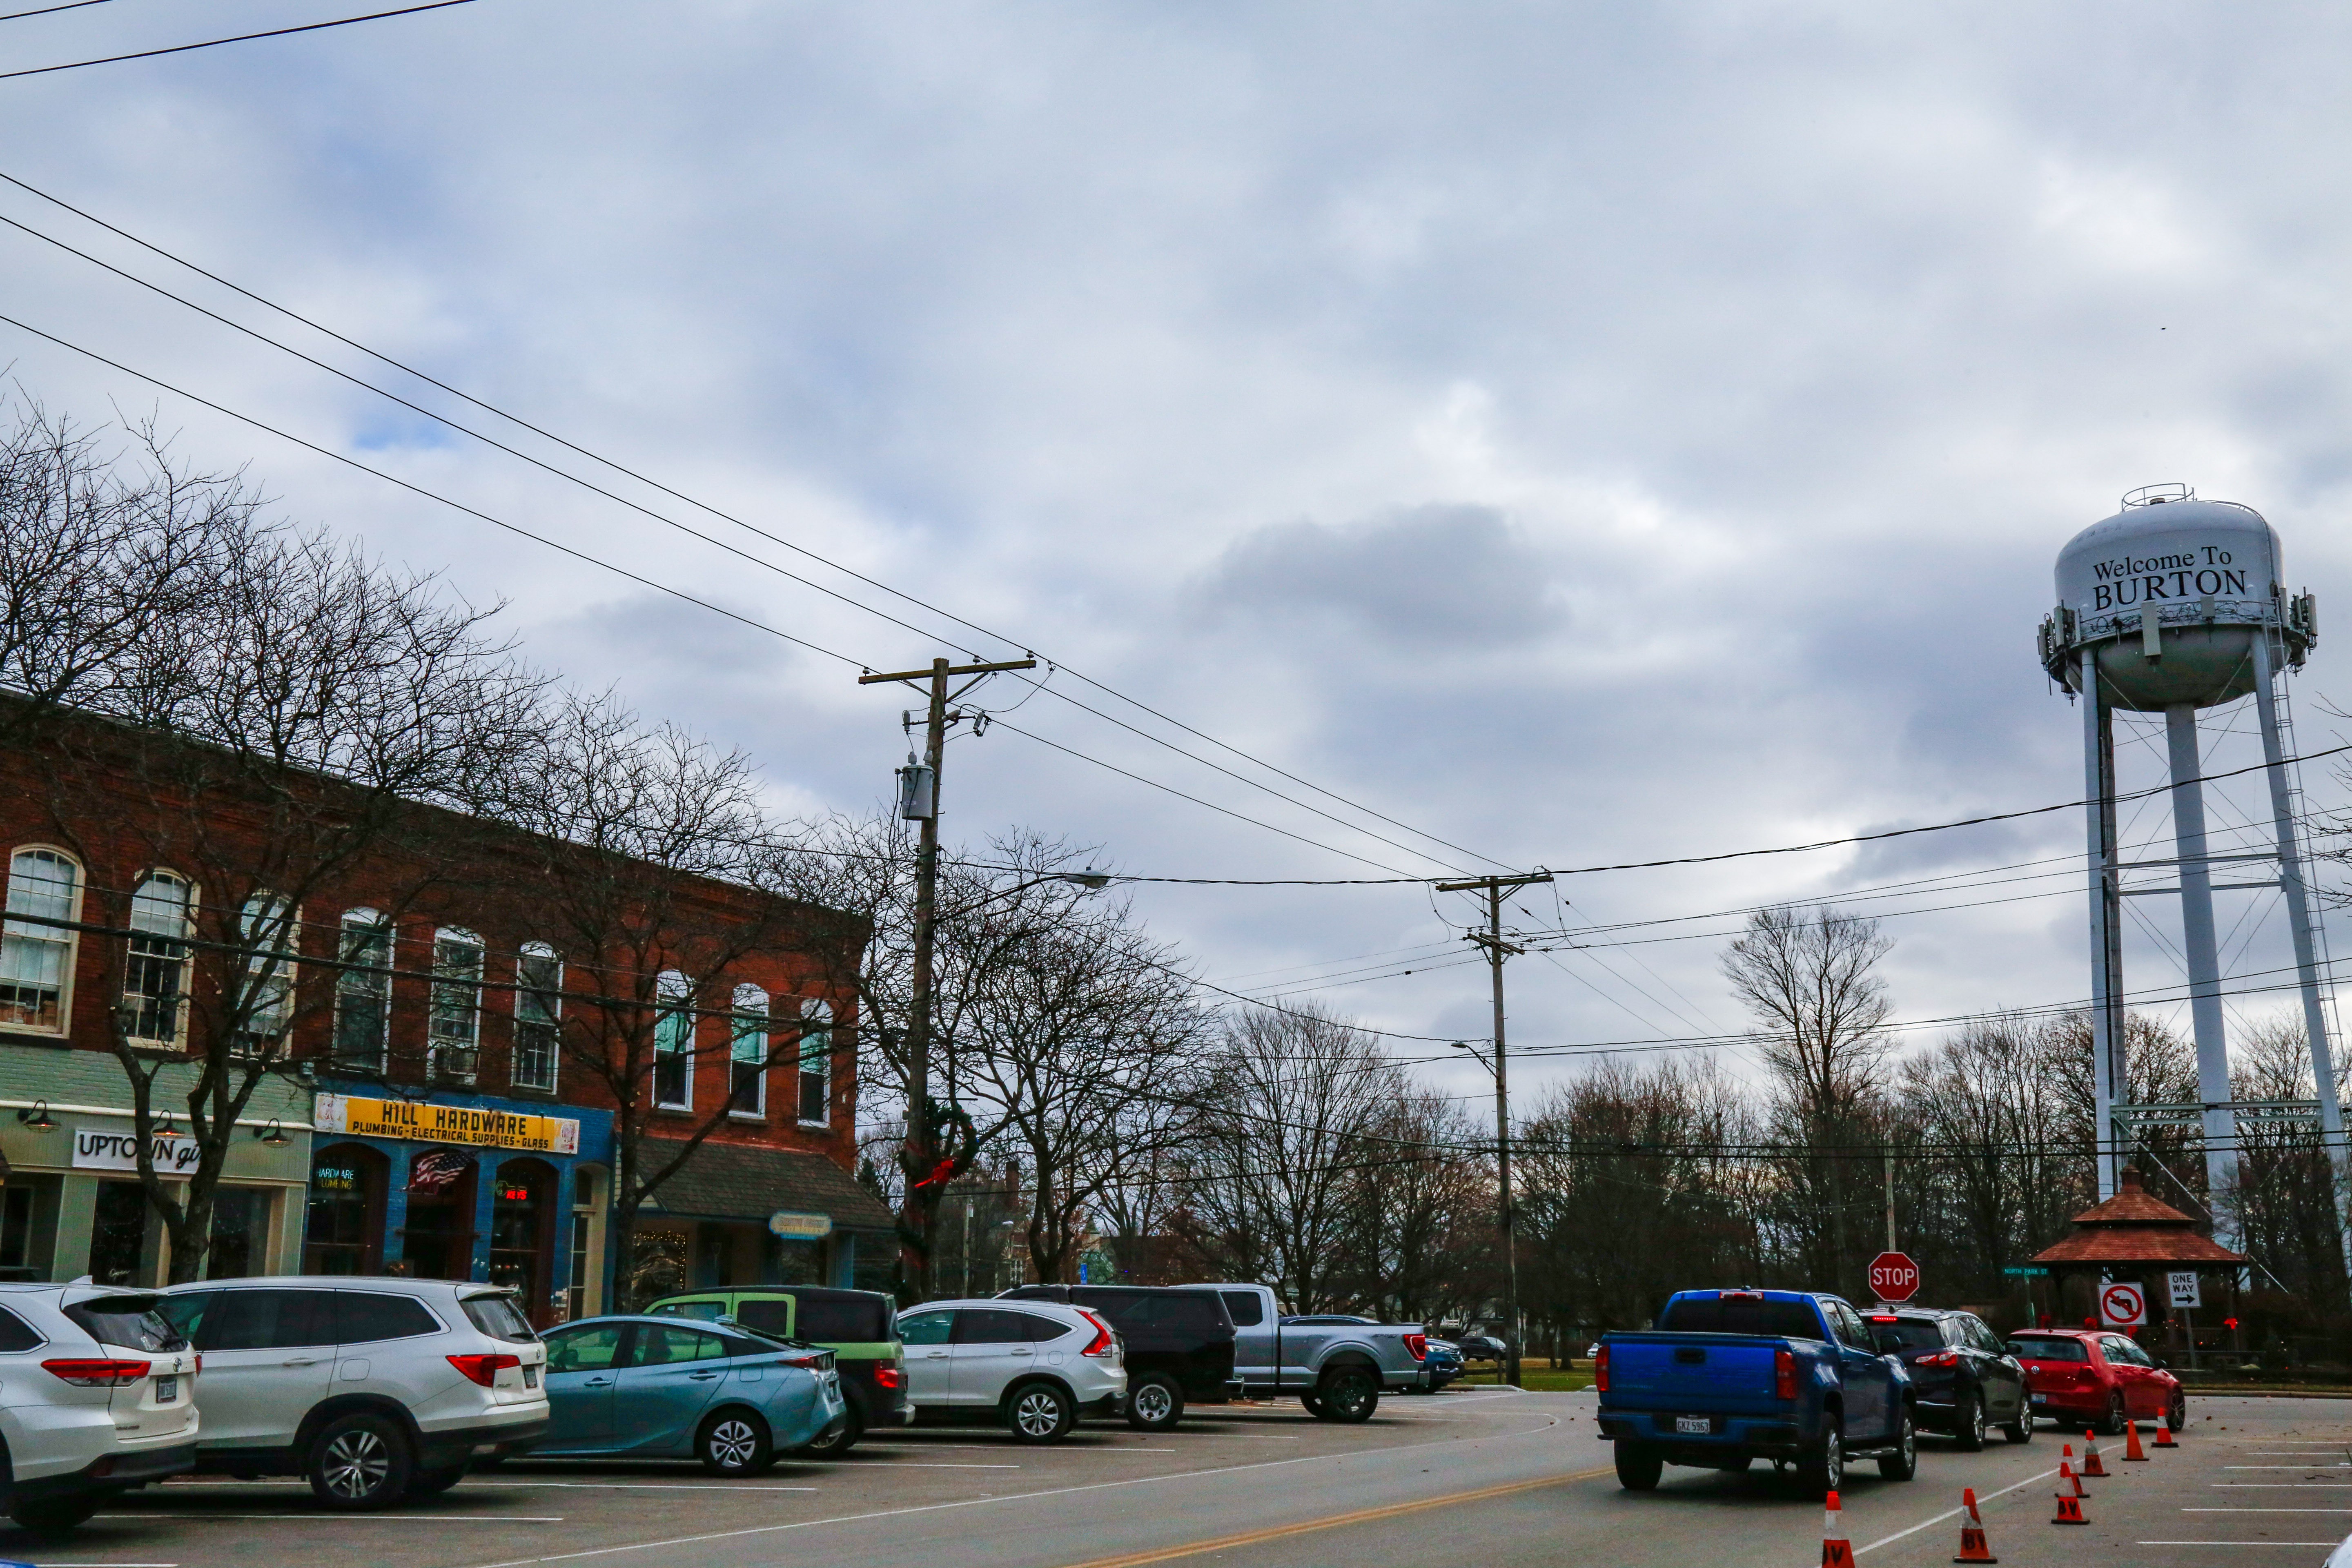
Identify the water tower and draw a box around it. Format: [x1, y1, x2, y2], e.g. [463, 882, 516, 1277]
[2039, 484, 2333, 1241]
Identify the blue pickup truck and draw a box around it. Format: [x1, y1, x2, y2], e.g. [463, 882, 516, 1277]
[1595, 1288, 1916, 1496]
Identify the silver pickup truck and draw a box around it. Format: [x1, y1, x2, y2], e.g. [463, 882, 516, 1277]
[1176, 1283, 1431, 1422]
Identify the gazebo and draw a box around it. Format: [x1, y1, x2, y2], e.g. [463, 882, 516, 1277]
[2030, 1167, 2248, 1353]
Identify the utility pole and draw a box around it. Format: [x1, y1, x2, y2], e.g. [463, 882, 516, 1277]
[1436, 870, 1552, 1390]
[859, 654, 1036, 1298]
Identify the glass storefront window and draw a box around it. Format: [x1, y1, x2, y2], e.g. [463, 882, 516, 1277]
[488, 1161, 554, 1323]
[401, 1149, 478, 1280]
[207, 1187, 271, 1278]
[89, 1180, 153, 1287]
[303, 1144, 385, 1275]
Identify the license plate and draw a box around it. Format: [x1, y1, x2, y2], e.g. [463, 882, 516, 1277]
[2031, 1394, 2048, 1404]
[154, 1376, 178, 1402]
[1675, 1415, 1712, 1434]
[524, 1365, 539, 1389]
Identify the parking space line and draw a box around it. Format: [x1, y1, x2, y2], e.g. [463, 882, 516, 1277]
[2227, 1465, 2352, 1470]
[455, 1410, 1565, 1568]
[95, 1514, 564, 1522]
[862, 1462, 1019, 1469]
[859, 1445, 1174, 1454]
[1853, 1466, 2058, 1557]
[2137, 1542, 2342, 1548]
[2187, 1508, 2352, 1512]
[477, 1482, 820, 1492]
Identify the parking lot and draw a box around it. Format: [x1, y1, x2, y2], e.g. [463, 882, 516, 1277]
[7, 1389, 2341, 1568]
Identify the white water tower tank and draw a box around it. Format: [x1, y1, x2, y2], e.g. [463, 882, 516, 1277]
[2042, 483, 2311, 708]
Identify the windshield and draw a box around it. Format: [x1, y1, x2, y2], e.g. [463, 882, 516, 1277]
[460, 1293, 538, 1342]
[1881, 1321, 1947, 1351]
[65, 1294, 185, 1352]
[1657, 1296, 1825, 1340]
[2010, 1337, 2089, 1362]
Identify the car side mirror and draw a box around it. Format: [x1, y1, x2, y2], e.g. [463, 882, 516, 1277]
[2154, 1359, 2169, 1370]
[1872, 1330, 1903, 1355]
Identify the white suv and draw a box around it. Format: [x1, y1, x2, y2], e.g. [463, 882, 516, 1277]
[158, 1277, 548, 1509]
[0, 1282, 199, 1534]
[895, 1299, 1125, 1443]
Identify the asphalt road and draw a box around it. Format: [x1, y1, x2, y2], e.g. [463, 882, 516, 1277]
[7, 1390, 2343, 1568]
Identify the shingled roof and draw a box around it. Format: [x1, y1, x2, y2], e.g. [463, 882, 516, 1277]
[637, 1138, 897, 1232]
[2029, 1167, 2248, 1267]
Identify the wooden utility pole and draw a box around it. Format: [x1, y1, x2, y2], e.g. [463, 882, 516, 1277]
[1436, 870, 1551, 1390]
[859, 655, 1036, 1297]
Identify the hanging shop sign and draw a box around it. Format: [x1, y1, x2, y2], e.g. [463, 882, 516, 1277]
[407, 1148, 475, 1194]
[315, 1094, 579, 1154]
[768, 1210, 833, 1240]
[72, 1125, 200, 1175]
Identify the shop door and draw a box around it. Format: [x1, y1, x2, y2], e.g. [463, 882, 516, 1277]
[401, 1149, 478, 1280]
[89, 1180, 161, 1286]
[303, 1145, 386, 1275]
[488, 1161, 555, 1323]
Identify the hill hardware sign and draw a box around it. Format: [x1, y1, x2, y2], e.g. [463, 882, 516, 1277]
[314, 1093, 580, 1154]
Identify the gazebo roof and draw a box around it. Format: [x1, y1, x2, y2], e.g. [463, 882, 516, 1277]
[2028, 1167, 2248, 1268]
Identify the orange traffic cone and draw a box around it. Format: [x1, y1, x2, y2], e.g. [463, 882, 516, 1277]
[2123, 1420, 2149, 1462]
[2082, 1430, 2109, 1477]
[2054, 1486, 2088, 1526]
[1953, 1486, 1999, 1563]
[2154, 1417, 2178, 1449]
[1822, 1488, 1857, 1568]
[2059, 1449, 2085, 1497]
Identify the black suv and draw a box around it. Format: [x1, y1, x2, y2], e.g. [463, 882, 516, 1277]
[998, 1285, 1241, 1431]
[1866, 1306, 2033, 1449]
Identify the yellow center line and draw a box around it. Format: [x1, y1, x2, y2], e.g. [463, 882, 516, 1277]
[1050, 1466, 1616, 1568]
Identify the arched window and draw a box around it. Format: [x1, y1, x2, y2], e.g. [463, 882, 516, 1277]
[730, 982, 769, 1118]
[512, 943, 562, 1093]
[653, 970, 693, 1110]
[429, 927, 485, 1083]
[237, 892, 295, 1052]
[333, 908, 393, 1071]
[0, 847, 82, 1033]
[797, 997, 833, 1127]
[122, 870, 195, 1046]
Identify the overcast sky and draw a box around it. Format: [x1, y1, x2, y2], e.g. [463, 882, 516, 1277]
[6, 0, 2350, 1112]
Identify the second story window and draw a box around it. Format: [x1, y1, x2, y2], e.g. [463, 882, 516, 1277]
[0, 847, 81, 1034]
[798, 998, 832, 1126]
[429, 928, 485, 1083]
[653, 970, 692, 1110]
[238, 893, 295, 1053]
[730, 983, 768, 1118]
[122, 871, 195, 1046]
[333, 909, 393, 1071]
[512, 943, 561, 1093]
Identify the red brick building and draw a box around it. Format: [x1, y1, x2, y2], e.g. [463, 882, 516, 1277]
[0, 702, 888, 1320]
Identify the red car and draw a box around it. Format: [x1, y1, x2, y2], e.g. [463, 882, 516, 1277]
[2006, 1329, 2185, 1434]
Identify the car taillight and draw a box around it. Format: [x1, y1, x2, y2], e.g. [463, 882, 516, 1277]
[1404, 1334, 1428, 1362]
[44, 1358, 150, 1386]
[1077, 1311, 1116, 1357]
[447, 1353, 521, 1387]
[782, 1351, 835, 1370]
[1593, 1344, 1609, 1393]
[194, 1353, 203, 1373]
[1917, 1350, 1959, 1368]
[1774, 1348, 1797, 1401]
[873, 1365, 904, 1390]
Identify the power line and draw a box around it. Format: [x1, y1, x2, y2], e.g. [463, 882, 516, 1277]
[0, 168, 1500, 876]
[0, 0, 479, 81]
[0, 0, 117, 21]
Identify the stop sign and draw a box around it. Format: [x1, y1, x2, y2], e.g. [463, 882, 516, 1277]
[1869, 1252, 1921, 1303]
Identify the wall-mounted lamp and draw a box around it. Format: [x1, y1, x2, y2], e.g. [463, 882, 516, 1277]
[254, 1119, 291, 1147]
[15, 1100, 56, 1131]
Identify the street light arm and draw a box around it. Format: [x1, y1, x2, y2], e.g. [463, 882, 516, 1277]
[934, 871, 1111, 924]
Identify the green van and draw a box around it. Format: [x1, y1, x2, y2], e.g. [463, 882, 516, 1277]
[644, 1287, 908, 1454]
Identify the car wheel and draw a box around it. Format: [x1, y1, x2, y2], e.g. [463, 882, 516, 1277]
[698, 1409, 775, 1476]
[1298, 1392, 1324, 1417]
[793, 1403, 863, 1457]
[2101, 1391, 2127, 1437]
[1953, 1390, 1986, 1452]
[1126, 1374, 1185, 1432]
[2002, 1397, 2035, 1445]
[1006, 1382, 1076, 1443]
[1878, 1404, 1917, 1481]
[7, 1494, 102, 1534]
[2167, 1391, 2187, 1432]
[1797, 1415, 1843, 1499]
[1314, 1367, 1380, 1424]
[308, 1411, 414, 1511]
[407, 1463, 469, 1498]
[1613, 1441, 1664, 1491]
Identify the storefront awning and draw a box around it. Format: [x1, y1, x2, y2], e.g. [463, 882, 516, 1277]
[636, 1140, 896, 1232]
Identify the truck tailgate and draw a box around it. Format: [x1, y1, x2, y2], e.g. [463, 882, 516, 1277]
[1607, 1334, 1784, 1412]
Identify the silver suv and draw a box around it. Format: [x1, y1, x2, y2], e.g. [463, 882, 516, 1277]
[159, 1277, 548, 1509]
[0, 1282, 199, 1534]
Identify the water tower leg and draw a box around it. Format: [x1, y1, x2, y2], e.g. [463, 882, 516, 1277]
[2250, 629, 2350, 1273]
[2083, 650, 2123, 1200]
[2167, 702, 2239, 1243]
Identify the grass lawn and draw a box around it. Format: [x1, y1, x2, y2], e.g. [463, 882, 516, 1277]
[1444, 1360, 1596, 1393]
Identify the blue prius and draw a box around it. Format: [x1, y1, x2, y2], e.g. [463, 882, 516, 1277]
[532, 1315, 847, 1474]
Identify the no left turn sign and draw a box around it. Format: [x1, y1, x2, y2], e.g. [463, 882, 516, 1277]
[2100, 1281, 2148, 1328]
